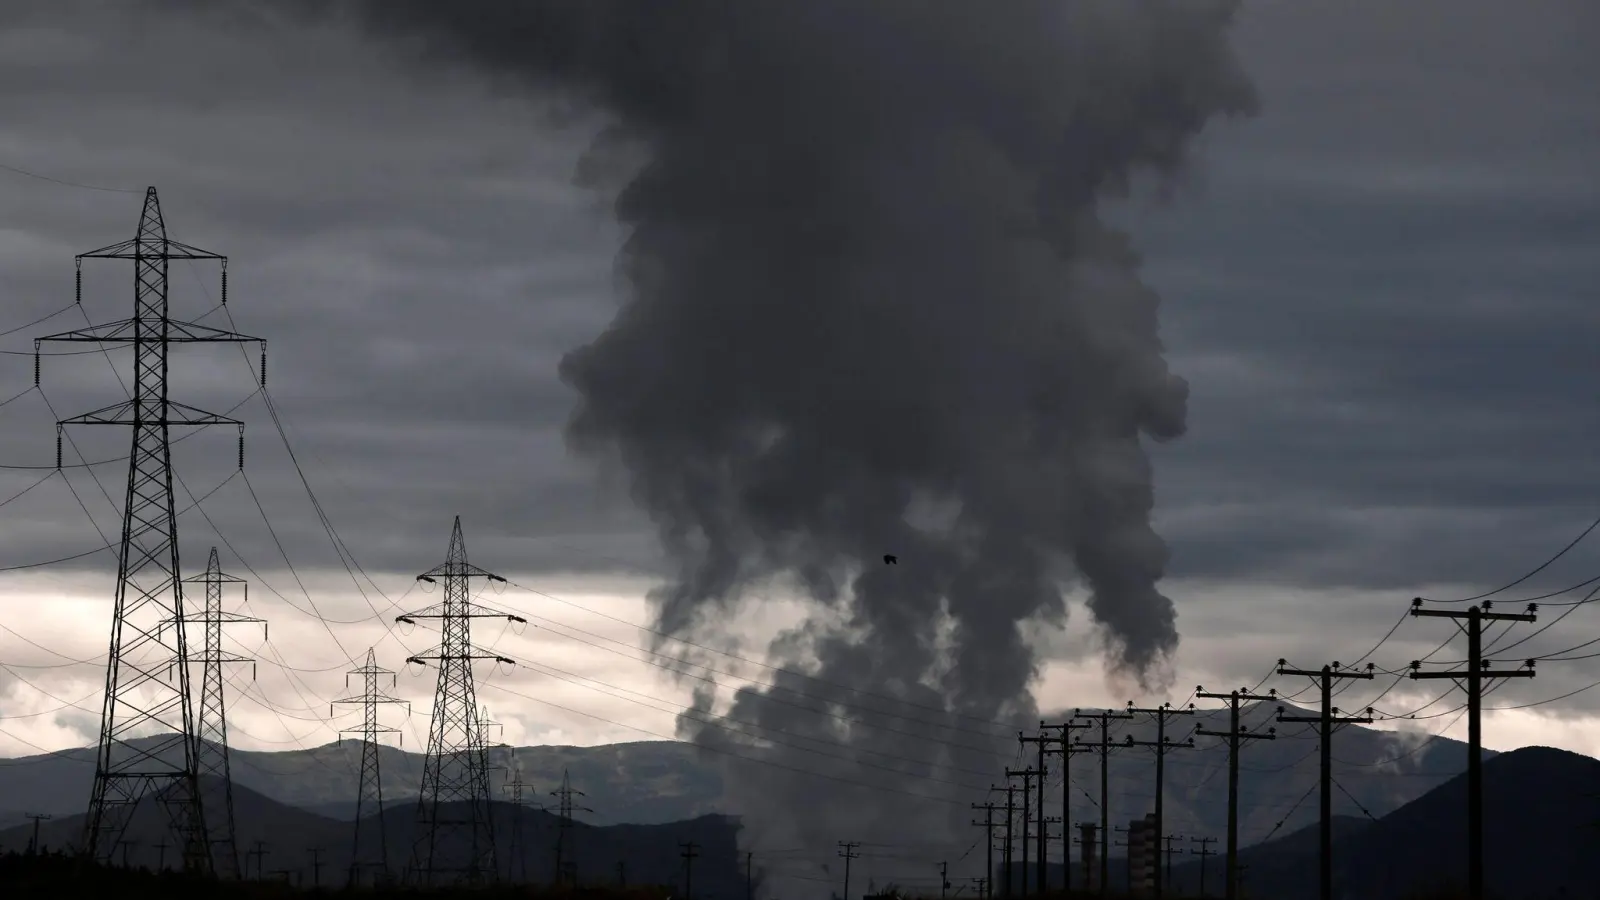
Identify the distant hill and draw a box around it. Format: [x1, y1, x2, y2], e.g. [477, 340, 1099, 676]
[0, 738, 723, 827]
[0, 701, 1483, 849]
[0, 774, 746, 893]
[1159, 745, 1597, 900]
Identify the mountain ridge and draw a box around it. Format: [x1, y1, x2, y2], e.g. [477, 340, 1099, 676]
[0, 703, 1493, 847]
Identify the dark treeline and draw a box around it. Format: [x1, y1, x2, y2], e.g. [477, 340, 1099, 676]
[0, 851, 673, 900]
[0, 850, 1481, 900]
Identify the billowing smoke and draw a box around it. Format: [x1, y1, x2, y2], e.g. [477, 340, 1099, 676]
[286, 0, 1256, 887]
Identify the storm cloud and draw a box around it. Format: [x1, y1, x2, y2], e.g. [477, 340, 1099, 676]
[2, 2, 1598, 869]
[281, 0, 1260, 877]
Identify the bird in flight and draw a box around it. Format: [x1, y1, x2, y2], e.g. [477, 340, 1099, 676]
[883, 554, 898, 565]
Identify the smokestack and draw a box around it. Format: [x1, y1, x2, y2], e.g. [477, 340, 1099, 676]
[290, 0, 1258, 891]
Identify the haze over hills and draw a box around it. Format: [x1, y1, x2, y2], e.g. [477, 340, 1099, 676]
[0, 700, 1486, 849]
[0, 738, 722, 829]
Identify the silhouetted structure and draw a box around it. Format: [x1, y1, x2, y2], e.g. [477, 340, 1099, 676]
[38, 185, 263, 871]
[177, 548, 261, 878]
[333, 648, 407, 885]
[1409, 599, 1537, 900]
[397, 517, 523, 886]
[551, 768, 592, 887]
[1074, 707, 1136, 895]
[1276, 661, 1375, 900]
[1195, 688, 1277, 900]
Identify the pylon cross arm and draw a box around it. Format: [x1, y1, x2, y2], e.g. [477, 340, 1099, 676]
[418, 562, 506, 581]
[59, 399, 242, 427]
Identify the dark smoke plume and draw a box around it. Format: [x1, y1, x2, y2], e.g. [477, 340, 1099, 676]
[286, 0, 1255, 885]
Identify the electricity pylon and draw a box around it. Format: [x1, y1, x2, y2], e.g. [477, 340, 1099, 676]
[397, 517, 523, 886]
[552, 768, 592, 887]
[173, 548, 262, 879]
[503, 752, 540, 884]
[36, 186, 263, 871]
[333, 648, 408, 887]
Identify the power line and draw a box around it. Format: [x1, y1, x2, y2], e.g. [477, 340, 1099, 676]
[1440, 514, 1600, 604]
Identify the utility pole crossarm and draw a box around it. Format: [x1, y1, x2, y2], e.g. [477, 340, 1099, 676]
[1409, 595, 1536, 623]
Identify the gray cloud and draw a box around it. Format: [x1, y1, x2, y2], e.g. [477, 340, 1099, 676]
[286, 2, 1263, 889]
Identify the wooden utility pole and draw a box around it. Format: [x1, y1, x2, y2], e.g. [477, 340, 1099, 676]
[1195, 688, 1278, 900]
[1276, 660, 1376, 900]
[973, 795, 1005, 898]
[1074, 707, 1135, 896]
[970, 876, 989, 899]
[1409, 598, 1536, 900]
[308, 846, 325, 888]
[1124, 702, 1196, 900]
[1006, 767, 1040, 896]
[1004, 752, 1043, 890]
[1001, 784, 1017, 897]
[681, 841, 700, 900]
[940, 860, 951, 899]
[1190, 837, 1216, 897]
[1161, 833, 1182, 884]
[617, 860, 627, 888]
[1019, 729, 1053, 894]
[154, 839, 169, 871]
[116, 838, 138, 868]
[747, 850, 755, 900]
[248, 840, 270, 880]
[24, 813, 49, 855]
[1040, 719, 1092, 893]
[838, 841, 860, 900]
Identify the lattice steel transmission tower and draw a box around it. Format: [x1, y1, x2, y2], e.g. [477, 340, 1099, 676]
[174, 547, 262, 878]
[333, 648, 409, 887]
[397, 517, 523, 886]
[36, 187, 263, 871]
[551, 768, 592, 887]
[502, 752, 541, 884]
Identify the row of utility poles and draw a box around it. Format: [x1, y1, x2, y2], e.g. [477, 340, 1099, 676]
[962, 597, 1533, 900]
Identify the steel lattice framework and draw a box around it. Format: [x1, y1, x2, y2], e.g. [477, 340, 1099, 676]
[176, 547, 262, 878]
[398, 517, 523, 886]
[551, 767, 591, 887]
[333, 648, 408, 887]
[36, 187, 263, 870]
[501, 753, 539, 884]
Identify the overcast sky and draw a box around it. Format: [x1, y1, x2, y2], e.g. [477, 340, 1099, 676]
[1, 0, 1598, 805]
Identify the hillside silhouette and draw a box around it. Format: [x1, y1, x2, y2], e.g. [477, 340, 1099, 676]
[0, 773, 743, 892]
[0, 703, 1481, 850]
[1159, 745, 1595, 899]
